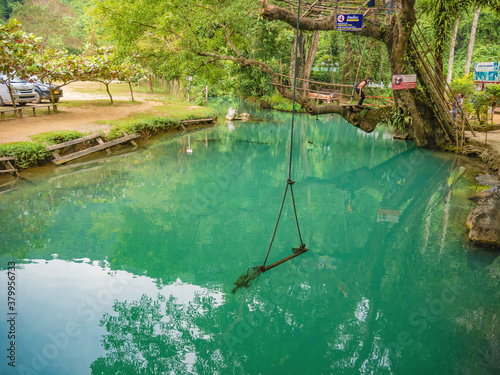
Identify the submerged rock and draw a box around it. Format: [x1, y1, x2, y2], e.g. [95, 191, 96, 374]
[469, 186, 499, 203]
[466, 186, 500, 249]
[238, 113, 250, 121]
[474, 174, 500, 187]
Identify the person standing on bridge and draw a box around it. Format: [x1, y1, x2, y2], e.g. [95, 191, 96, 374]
[354, 77, 372, 106]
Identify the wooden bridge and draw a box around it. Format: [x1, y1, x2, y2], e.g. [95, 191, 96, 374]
[278, 0, 397, 24]
[0, 155, 19, 178]
[272, 73, 393, 107]
[47, 132, 140, 165]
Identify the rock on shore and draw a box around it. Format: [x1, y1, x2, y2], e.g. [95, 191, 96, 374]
[467, 184, 500, 249]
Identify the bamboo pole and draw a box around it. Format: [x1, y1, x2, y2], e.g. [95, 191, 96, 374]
[262, 248, 308, 272]
[351, 37, 369, 102]
[273, 72, 353, 88]
[409, 39, 456, 143]
[414, 23, 475, 136]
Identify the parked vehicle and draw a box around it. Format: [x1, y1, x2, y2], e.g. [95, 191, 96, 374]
[0, 76, 36, 106]
[32, 81, 63, 104]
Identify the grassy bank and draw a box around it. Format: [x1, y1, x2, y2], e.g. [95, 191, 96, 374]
[0, 102, 217, 169]
[99, 102, 216, 139]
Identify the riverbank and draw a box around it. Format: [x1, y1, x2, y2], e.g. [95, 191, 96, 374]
[0, 82, 217, 170]
[1, 83, 499, 184]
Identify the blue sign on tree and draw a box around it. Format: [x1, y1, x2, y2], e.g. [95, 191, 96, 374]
[336, 14, 363, 31]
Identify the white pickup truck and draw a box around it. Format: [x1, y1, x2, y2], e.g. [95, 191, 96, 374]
[0, 76, 37, 106]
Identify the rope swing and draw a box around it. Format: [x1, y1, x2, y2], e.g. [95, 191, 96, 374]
[232, 0, 308, 294]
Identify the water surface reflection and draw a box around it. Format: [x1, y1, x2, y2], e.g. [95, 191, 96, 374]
[1, 109, 499, 374]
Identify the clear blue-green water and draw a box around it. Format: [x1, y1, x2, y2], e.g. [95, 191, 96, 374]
[1, 104, 499, 375]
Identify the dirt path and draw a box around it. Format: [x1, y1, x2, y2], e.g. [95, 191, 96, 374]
[0, 82, 164, 144]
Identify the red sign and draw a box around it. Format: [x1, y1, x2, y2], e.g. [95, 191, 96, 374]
[391, 74, 416, 90]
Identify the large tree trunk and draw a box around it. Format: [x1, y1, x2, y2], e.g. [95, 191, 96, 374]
[289, 32, 304, 87]
[103, 82, 114, 104]
[148, 74, 154, 93]
[464, 6, 481, 76]
[341, 35, 355, 84]
[200, 0, 451, 147]
[289, 30, 327, 95]
[172, 76, 180, 98]
[302, 30, 321, 93]
[258, 0, 451, 147]
[447, 15, 460, 84]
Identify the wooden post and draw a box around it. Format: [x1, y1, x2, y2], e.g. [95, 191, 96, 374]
[461, 117, 465, 147]
[262, 247, 308, 272]
[205, 85, 208, 103]
[96, 137, 112, 155]
[279, 58, 283, 85]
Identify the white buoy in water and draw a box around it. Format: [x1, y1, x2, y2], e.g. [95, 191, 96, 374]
[187, 135, 193, 154]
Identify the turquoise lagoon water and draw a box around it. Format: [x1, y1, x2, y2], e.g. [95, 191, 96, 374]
[0, 105, 499, 375]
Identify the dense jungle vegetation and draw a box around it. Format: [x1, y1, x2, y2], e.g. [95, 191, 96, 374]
[2, 0, 499, 100]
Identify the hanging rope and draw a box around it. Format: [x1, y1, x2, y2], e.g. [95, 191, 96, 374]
[351, 37, 369, 102]
[238, 65, 242, 115]
[233, 0, 308, 293]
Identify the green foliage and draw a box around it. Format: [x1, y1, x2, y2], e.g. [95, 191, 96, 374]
[30, 130, 84, 145]
[106, 116, 180, 140]
[379, 107, 412, 133]
[0, 19, 42, 86]
[451, 8, 500, 78]
[471, 91, 493, 124]
[0, 0, 22, 20]
[470, 84, 500, 124]
[103, 103, 217, 140]
[36, 49, 85, 91]
[311, 32, 391, 89]
[0, 141, 49, 168]
[486, 84, 500, 104]
[449, 75, 500, 123]
[261, 92, 304, 112]
[449, 74, 475, 98]
[89, 0, 291, 98]
[31, 45, 147, 104]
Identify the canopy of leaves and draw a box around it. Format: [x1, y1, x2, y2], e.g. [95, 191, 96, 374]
[89, 0, 293, 96]
[0, 18, 41, 81]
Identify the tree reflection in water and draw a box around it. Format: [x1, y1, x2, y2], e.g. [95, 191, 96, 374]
[91, 292, 228, 374]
